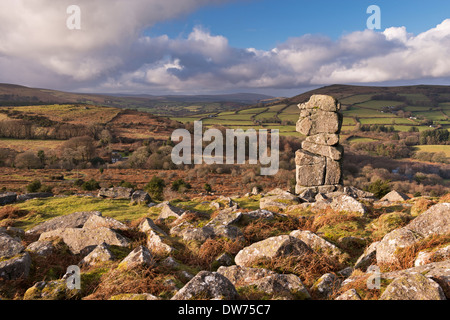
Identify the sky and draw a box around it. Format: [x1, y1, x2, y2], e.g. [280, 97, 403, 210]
[1, 0, 450, 97]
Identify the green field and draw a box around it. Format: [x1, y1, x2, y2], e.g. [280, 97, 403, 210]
[415, 145, 450, 157]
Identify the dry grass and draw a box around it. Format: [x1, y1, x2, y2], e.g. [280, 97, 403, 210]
[252, 253, 343, 288]
[84, 265, 172, 300]
[379, 234, 450, 272]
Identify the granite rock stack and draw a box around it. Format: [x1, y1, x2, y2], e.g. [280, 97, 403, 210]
[295, 95, 344, 195]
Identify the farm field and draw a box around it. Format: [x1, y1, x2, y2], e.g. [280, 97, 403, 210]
[0, 138, 64, 152]
[415, 145, 450, 157]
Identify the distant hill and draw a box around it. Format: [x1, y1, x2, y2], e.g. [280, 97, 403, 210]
[0, 83, 276, 115]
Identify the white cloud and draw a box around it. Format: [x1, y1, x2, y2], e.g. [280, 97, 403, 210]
[1, 1, 450, 94]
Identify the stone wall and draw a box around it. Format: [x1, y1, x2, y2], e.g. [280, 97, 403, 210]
[295, 95, 344, 194]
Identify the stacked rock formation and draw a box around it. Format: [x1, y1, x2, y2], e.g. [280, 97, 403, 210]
[295, 95, 344, 195]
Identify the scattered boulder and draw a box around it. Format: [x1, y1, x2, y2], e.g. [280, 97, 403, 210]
[376, 228, 422, 265]
[26, 211, 102, 235]
[82, 214, 129, 231]
[217, 265, 277, 287]
[234, 235, 312, 267]
[354, 241, 379, 271]
[130, 190, 151, 205]
[310, 273, 340, 299]
[39, 227, 130, 254]
[0, 192, 17, 205]
[206, 210, 242, 228]
[109, 293, 160, 300]
[415, 245, 450, 267]
[380, 190, 410, 202]
[26, 240, 55, 256]
[242, 209, 278, 221]
[330, 194, 367, 214]
[158, 204, 185, 219]
[17, 192, 53, 202]
[334, 289, 362, 300]
[0, 252, 31, 280]
[118, 246, 155, 270]
[212, 253, 234, 269]
[79, 243, 115, 267]
[147, 230, 175, 255]
[289, 230, 345, 261]
[260, 192, 299, 212]
[138, 218, 167, 236]
[23, 279, 78, 300]
[253, 273, 311, 300]
[97, 187, 133, 199]
[0, 232, 24, 259]
[171, 271, 238, 300]
[406, 203, 450, 237]
[380, 272, 446, 300]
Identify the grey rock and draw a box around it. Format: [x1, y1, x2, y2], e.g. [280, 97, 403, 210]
[79, 242, 115, 267]
[0, 252, 31, 280]
[118, 246, 155, 270]
[380, 190, 410, 202]
[234, 235, 312, 267]
[130, 190, 151, 205]
[376, 228, 421, 265]
[0, 232, 24, 259]
[98, 187, 133, 199]
[39, 227, 130, 254]
[335, 289, 362, 300]
[26, 240, 55, 256]
[26, 211, 102, 235]
[171, 271, 238, 300]
[380, 272, 446, 300]
[0, 192, 17, 205]
[17, 192, 53, 202]
[310, 273, 340, 299]
[253, 273, 311, 300]
[330, 194, 367, 214]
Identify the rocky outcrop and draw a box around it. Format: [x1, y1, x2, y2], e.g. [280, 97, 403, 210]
[130, 190, 151, 205]
[380, 190, 410, 202]
[79, 242, 115, 267]
[17, 192, 53, 202]
[295, 95, 343, 194]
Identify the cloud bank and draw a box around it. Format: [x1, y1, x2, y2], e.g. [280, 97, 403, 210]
[1, 0, 450, 94]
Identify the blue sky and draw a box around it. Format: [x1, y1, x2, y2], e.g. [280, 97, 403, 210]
[1, 0, 450, 96]
[147, 0, 450, 50]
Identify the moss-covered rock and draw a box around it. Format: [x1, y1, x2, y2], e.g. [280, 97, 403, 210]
[380, 272, 446, 300]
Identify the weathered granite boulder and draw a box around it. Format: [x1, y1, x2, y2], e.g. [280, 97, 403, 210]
[0, 232, 24, 259]
[171, 271, 238, 300]
[289, 230, 345, 261]
[380, 190, 410, 202]
[82, 214, 129, 231]
[334, 289, 362, 300]
[130, 190, 151, 205]
[26, 240, 55, 256]
[158, 203, 185, 219]
[376, 228, 422, 264]
[217, 265, 277, 287]
[16, 192, 53, 202]
[380, 272, 446, 300]
[330, 194, 367, 214]
[118, 246, 155, 270]
[0, 192, 17, 205]
[79, 242, 115, 267]
[310, 273, 340, 299]
[98, 187, 134, 199]
[23, 279, 79, 300]
[414, 245, 450, 267]
[147, 230, 175, 255]
[253, 273, 311, 300]
[354, 241, 379, 271]
[26, 211, 102, 235]
[234, 235, 312, 267]
[39, 227, 130, 254]
[138, 218, 167, 236]
[406, 203, 450, 236]
[0, 252, 31, 280]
